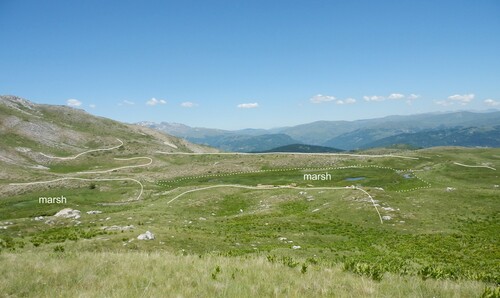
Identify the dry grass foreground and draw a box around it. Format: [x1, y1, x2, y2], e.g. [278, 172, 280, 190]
[0, 251, 486, 297]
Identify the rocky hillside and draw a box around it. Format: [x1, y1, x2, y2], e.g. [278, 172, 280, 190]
[0, 95, 216, 170]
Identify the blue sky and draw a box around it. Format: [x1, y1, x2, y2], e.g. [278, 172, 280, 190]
[1, 0, 499, 129]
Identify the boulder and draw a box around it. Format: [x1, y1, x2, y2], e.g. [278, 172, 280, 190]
[137, 231, 155, 240]
[54, 208, 81, 219]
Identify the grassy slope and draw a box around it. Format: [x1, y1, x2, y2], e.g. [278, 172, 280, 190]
[1, 147, 499, 297]
[0, 251, 488, 298]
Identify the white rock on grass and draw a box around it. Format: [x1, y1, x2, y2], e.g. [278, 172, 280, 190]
[34, 216, 44, 221]
[137, 231, 155, 240]
[102, 225, 135, 231]
[292, 245, 301, 249]
[54, 208, 81, 219]
[86, 210, 102, 215]
[382, 216, 392, 221]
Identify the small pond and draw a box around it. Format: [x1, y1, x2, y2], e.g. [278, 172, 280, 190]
[344, 177, 365, 181]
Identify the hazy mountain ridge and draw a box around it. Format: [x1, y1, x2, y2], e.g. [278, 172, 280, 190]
[140, 111, 500, 151]
[365, 126, 500, 149]
[254, 144, 344, 153]
[189, 133, 300, 152]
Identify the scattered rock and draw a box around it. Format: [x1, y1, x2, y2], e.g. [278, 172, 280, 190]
[137, 231, 155, 240]
[292, 245, 301, 249]
[299, 191, 307, 195]
[54, 208, 81, 219]
[198, 217, 207, 221]
[15, 147, 31, 153]
[278, 237, 287, 241]
[31, 165, 50, 170]
[102, 225, 135, 231]
[86, 210, 102, 215]
[312, 208, 320, 212]
[105, 217, 111, 221]
[0, 226, 7, 229]
[382, 216, 392, 221]
[34, 216, 44, 221]
[446, 187, 456, 192]
[382, 207, 395, 211]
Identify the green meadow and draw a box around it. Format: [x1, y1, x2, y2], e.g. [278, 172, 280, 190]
[1, 147, 499, 297]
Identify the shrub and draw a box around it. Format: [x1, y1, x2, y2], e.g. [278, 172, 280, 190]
[301, 263, 308, 274]
[481, 286, 500, 298]
[343, 261, 384, 281]
[53, 245, 65, 253]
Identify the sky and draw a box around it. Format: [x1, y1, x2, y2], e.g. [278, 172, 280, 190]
[0, 0, 499, 130]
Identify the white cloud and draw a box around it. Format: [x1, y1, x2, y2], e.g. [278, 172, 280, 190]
[388, 93, 405, 100]
[363, 95, 386, 102]
[484, 99, 500, 106]
[336, 98, 357, 105]
[364, 93, 420, 103]
[310, 94, 336, 104]
[407, 94, 420, 100]
[436, 93, 475, 107]
[89, 104, 96, 109]
[237, 102, 259, 109]
[448, 93, 474, 104]
[66, 99, 82, 107]
[146, 98, 167, 106]
[118, 100, 135, 106]
[180, 101, 198, 108]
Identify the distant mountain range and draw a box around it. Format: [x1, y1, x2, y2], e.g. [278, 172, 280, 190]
[254, 144, 344, 153]
[138, 110, 500, 152]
